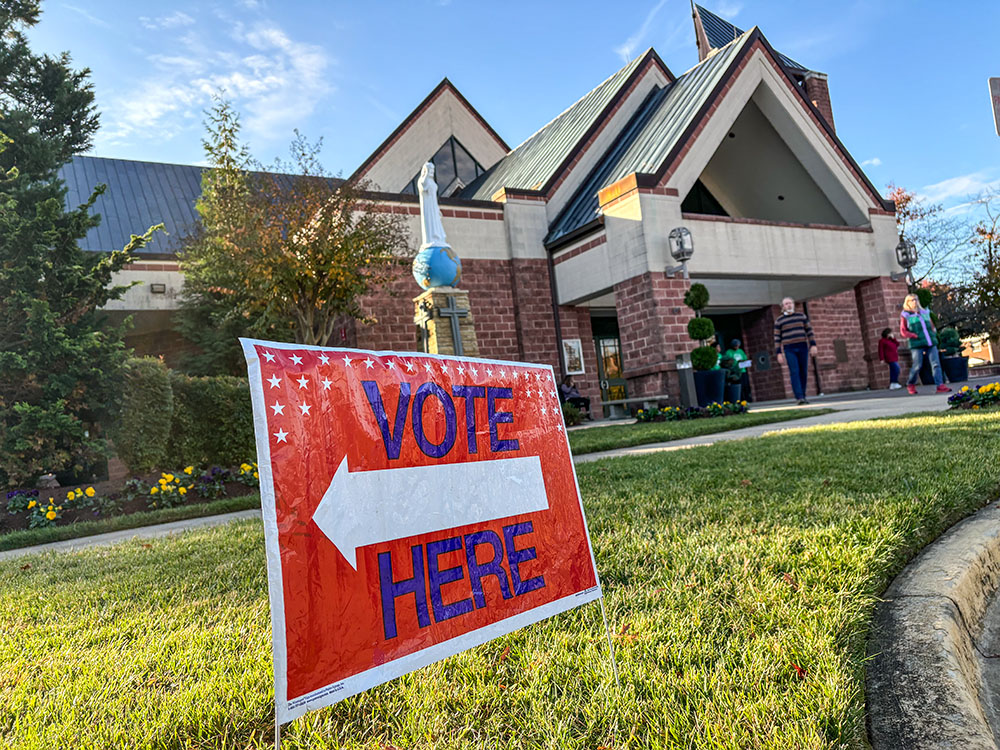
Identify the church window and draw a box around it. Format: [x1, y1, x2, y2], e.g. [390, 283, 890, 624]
[400, 136, 484, 196]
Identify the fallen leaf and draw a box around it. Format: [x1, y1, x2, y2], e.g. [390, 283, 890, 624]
[782, 572, 799, 591]
[19, 564, 30, 571]
[791, 663, 807, 679]
[499, 645, 510, 663]
[740, 479, 752, 487]
[141, 543, 152, 549]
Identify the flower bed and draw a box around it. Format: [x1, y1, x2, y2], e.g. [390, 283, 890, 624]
[948, 381, 1000, 410]
[2, 463, 259, 535]
[636, 400, 749, 422]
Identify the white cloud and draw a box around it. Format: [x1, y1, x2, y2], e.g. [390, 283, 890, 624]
[614, 0, 668, 63]
[861, 157, 882, 167]
[100, 16, 332, 151]
[139, 12, 195, 31]
[62, 4, 110, 28]
[920, 172, 1000, 204]
[714, 2, 743, 19]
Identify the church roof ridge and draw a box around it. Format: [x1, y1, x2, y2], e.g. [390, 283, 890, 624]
[693, 4, 814, 75]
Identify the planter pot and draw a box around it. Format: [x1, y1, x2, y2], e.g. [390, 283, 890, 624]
[725, 383, 742, 403]
[941, 355, 969, 383]
[694, 369, 726, 407]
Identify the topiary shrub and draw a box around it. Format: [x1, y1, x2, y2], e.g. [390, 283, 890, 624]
[111, 357, 173, 474]
[916, 288, 933, 309]
[691, 345, 719, 371]
[687, 317, 715, 342]
[684, 283, 710, 312]
[165, 373, 256, 469]
[938, 327, 962, 357]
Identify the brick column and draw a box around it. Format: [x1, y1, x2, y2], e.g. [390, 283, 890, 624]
[558, 306, 601, 412]
[509, 258, 559, 370]
[613, 271, 689, 402]
[855, 276, 906, 388]
[805, 289, 868, 394]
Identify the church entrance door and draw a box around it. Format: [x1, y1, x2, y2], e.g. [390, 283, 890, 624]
[591, 314, 627, 415]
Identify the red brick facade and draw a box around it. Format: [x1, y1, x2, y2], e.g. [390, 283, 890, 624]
[741, 304, 788, 402]
[557, 306, 601, 411]
[805, 290, 868, 394]
[855, 275, 908, 387]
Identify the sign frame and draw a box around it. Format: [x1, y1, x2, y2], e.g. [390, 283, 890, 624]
[991, 77, 1000, 137]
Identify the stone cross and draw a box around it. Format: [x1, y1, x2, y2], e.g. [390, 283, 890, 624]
[438, 296, 468, 356]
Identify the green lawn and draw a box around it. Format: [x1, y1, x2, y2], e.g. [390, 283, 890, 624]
[2, 410, 999, 749]
[567, 407, 834, 454]
[0, 494, 260, 552]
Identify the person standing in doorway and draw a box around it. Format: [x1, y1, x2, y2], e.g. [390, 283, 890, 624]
[878, 328, 901, 390]
[773, 297, 817, 405]
[900, 293, 951, 395]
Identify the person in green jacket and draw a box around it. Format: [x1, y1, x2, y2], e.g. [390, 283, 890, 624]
[900, 293, 951, 395]
[725, 338, 750, 400]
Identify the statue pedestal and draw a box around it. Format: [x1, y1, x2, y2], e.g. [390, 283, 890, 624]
[413, 287, 479, 357]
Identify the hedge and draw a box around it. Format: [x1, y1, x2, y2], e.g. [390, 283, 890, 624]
[110, 357, 173, 474]
[164, 372, 256, 469]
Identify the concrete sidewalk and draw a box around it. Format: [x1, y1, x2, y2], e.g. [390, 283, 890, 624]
[1, 378, 989, 561]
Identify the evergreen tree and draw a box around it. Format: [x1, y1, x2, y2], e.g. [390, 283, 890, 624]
[0, 1, 157, 486]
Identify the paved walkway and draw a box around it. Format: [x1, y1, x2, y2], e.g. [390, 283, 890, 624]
[2, 377, 992, 561]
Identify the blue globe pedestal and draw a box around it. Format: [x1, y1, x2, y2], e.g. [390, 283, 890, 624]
[412, 287, 479, 357]
[412, 244, 462, 290]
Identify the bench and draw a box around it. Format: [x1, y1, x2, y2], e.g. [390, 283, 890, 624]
[599, 394, 672, 419]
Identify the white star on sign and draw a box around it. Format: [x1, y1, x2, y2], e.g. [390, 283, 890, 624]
[387, 360, 397, 370]
[319, 354, 329, 365]
[297, 376, 309, 389]
[541, 405, 548, 416]
[486, 368, 494, 377]
[498, 369, 505, 378]
[342, 355, 353, 367]
[423, 362, 434, 373]
[405, 361, 416, 372]
[551, 389, 559, 399]
[364, 357, 375, 369]
[290, 354, 303, 365]
[263, 351, 275, 363]
[441, 364, 450, 374]
[270, 402, 285, 415]
[274, 429, 288, 443]
[526, 388, 534, 398]
[457, 365, 465, 375]
[557, 422, 564, 432]
[299, 403, 311, 415]
[470, 366, 479, 376]
[321, 378, 332, 390]
[267, 375, 282, 389]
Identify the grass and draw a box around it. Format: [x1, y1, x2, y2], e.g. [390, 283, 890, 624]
[567, 407, 834, 455]
[0, 494, 260, 552]
[2, 409, 1000, 748]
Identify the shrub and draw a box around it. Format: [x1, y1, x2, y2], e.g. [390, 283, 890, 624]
[110, 358, 173, 475]
[691, 345, 719, 371]
[165, 373, 255, 468]
[687, 317, 715, 342]
[562, 402, 582, 427]
[916, 288, 933, 309]
[938, 327, 962, 357]
[684, 283, 710, 312]
[949, 381, 1000, 410]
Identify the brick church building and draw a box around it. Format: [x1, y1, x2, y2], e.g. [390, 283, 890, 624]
[63, 6, 906, 413]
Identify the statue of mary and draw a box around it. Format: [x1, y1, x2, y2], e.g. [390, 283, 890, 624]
[417, 162, 450, 250]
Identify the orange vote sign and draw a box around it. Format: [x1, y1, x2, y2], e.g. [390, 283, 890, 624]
[241, 340, 602, 724]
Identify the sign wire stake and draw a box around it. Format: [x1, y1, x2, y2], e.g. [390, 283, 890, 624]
[274, 716, 281, 749]
[599, 596, 621, 692]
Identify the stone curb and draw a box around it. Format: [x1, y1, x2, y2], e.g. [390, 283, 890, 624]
[866, 502, 1000, 749]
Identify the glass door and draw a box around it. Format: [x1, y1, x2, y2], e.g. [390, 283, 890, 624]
[594, 335, 627, 414]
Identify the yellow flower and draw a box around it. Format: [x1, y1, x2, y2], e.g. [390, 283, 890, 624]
[184, 466, 194, 475]
[253, 472, 258, 479]
[240, 463, 251, 472]
[163, 474, 174, 483]
[150, 487, 159, 495]
[46, 510, 56, 521]
[973, 405, 981, 410]
[158, 477, 167, 486]
[56, 506, 62, 511]
[962, 386, 970, 392]
[27, 500, 37, 509]
[67, 490, 76, 501]
[85, 487, 95, 497]
[178, 487, 187, 495]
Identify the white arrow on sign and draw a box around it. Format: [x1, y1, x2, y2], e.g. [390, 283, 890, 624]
[312, 455, 549, 569]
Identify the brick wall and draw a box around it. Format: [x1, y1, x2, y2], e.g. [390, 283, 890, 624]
[557, 306, 601, 412]
[741, 305, 788, 401]
[613, 271, 689, 400]
[855, 276, 907, 387]
[804, 75, 835, 132]
[805, 290, 868, 394]
[355, 257, 559, 367]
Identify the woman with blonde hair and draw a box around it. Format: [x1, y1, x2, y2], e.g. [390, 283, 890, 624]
[899, 293, 951, 395]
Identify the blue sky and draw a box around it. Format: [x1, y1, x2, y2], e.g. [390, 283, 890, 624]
[27, 1, 1000, 210]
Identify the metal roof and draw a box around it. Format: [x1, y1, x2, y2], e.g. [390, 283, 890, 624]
[58, 156, 342, 255]
[547, 32, 752, 245]
[59, 156, 203, 254]
[695, 4, 809, 74]
[460, 54, 648, 201]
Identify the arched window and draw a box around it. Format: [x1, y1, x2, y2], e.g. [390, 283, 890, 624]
[401, 136, 484, 197]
